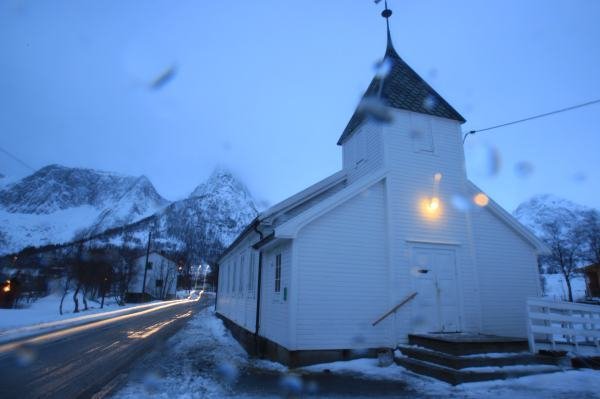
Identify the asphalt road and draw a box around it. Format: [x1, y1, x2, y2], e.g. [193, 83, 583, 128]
[0, 297, 210, 399]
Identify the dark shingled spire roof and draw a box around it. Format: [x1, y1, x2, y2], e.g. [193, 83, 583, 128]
[337, 24, 466, 145]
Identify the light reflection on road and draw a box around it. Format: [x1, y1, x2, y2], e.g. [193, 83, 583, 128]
[0, 298, 199, 355]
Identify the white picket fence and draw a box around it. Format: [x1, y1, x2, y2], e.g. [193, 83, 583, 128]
[526, 297, 600, 355]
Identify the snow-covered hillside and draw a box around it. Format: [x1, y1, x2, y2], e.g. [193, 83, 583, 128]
[513, 194, 591, 237]
[0, 165, 258, 262]
[0, 165, 169, 254]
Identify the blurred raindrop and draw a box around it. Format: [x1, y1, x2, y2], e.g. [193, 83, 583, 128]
[142, 370, 163, 393]
[469, 143, 501, 178]
[305, 380, 319, 394]
[357, 96, 393, 124]
[279, 374, 303, 395]
[14, 346, 36, 367]
[423, 95, 437, 111]
[216, 361, 239, 384]
[350, 334, 369, 356]
[473, 192, 490, 207]
[409, 129, 424, 141]
[411, 314, 426, 326]
[222, 141, 232, 152]
[428, 68, 438, 80]
[572, 172, 587, 183]
[451, 194, 472, 212]
[373, 58, 392, 79]
[514, 161, 534, 178]
[150, 65, 177, 90]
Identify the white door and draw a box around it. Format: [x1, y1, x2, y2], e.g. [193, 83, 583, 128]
[410, 246, 460, 333]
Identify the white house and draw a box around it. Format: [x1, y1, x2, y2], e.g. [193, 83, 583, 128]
[215, 16, 547, 366]
[128, 251, 177, 301]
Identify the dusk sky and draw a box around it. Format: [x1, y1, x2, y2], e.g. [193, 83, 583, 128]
[1, 0, 599, 211]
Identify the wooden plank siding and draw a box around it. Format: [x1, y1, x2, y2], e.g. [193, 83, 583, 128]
[294, 181, 391, 350]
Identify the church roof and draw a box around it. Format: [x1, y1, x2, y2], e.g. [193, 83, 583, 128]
[337, 30, 466, 145]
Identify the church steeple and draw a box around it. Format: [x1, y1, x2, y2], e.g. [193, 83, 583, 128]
[337, 2, 465, 145]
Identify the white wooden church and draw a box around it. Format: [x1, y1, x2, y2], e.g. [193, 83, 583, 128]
[216, 10, 547, 366]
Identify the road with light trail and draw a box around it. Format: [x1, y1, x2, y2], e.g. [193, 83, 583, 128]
[0, 296, 210, 398]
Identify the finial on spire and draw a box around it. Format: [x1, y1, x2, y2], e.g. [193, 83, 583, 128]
[376, 0, 396, 55]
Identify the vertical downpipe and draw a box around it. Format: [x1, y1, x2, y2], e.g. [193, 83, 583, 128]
[253, 224, 264, 356]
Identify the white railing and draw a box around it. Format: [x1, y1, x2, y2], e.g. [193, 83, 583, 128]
[526, 297, 600, 355]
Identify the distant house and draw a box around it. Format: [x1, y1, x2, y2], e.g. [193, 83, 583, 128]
[215, 17, 548, 366]
[128, 251, 177, 301]
[581, 264, 600, 298]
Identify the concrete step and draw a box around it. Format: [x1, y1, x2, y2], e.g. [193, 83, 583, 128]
[394, 355, 564, 385]
[408, 333, 529, 356]
[397, 345, 563, 369]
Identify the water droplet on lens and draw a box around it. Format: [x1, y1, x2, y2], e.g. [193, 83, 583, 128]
[305, 380, 319, 394]
[409, 129, 424, 140]
[217, 361, 239, 383]
[469, 143, 501, 178]
[473, 192, 489, 207]
[279, 374, 303, 395]
[142, 370, 163, 393]
[572, 172, 587, 182]
[14, 346, 36, 367]
[374, 58, 392, 79]
[514, 161, 534, 178]
[411, 315, 426, 326]
[423, 95, 437, 111]
[357, 96, 393, 124]
[451, 195, 472, 212]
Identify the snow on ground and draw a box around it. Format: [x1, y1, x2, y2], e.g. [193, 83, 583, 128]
[543, 273, 587, 301]
[112, 309, 600, 399]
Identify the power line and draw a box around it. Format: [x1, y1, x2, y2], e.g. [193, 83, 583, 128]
[0, 145, 36, 172]
[462, 98, 600, 143]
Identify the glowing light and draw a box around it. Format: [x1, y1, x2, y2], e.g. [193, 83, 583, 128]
[474, 193, 489, 207]
[2, 285, 9, 293]
[433, 173, 442, 183]
[429, 197, 440, 211]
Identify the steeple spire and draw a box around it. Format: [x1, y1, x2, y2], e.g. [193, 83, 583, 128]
[381, 1, 399, 59]
[336, 1, 466, 145]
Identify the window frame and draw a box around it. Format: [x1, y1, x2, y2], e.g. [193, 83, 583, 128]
[274, 253, 282, 293]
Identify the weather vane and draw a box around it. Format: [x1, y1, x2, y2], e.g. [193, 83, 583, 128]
[375, 0, 393, 34]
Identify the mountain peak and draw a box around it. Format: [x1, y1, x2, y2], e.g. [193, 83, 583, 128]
[513, 193, 592, 237]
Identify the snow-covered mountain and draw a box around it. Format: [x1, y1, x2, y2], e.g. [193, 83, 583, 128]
[0, 165, 258, 262]
[513, 194, 592, 237]
[0, 164, 168, 253]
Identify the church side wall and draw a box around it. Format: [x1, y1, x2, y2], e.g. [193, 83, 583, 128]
[258, 242, 292, 348]
[471, 206, 541, 337]
[294, 180, 391, 350]
[216, 233, 260, 334]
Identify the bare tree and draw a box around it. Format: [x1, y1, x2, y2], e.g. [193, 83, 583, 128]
[541, 219, 584, 302]
[581, 209, 600, 265]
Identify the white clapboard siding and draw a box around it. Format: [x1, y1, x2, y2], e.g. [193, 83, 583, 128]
[342, 121, 384, 184]
[216, 232, 260, 333]
[259, 242, 292, 347]
[527, 298, 600, 354]
[472, 205, 541, 337]
[294, 180, 391, 350]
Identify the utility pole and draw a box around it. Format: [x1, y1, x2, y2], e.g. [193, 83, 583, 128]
[141, 230, 152, 301]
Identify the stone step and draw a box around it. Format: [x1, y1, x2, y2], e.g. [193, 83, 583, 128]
[397, 345, 563, 369]
[408, 333, 529, 356]
[394, 355, 564, 385]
